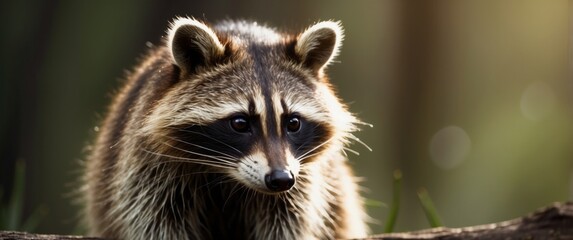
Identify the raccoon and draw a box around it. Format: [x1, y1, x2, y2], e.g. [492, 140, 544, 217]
[83, 17, 369, 240]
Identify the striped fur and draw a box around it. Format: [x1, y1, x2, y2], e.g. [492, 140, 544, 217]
[83, 18, 369, 240]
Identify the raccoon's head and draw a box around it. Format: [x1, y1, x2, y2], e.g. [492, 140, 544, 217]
[142, 18, 359, 194]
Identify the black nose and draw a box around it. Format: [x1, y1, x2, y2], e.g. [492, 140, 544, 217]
[264, 170, 295, 192]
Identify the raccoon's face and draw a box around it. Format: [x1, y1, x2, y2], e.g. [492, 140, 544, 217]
[144, 18, 356, 194]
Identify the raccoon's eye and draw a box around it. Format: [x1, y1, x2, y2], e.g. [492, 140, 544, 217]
[286, 116, 301, 133]
[230, 116, 250, 133]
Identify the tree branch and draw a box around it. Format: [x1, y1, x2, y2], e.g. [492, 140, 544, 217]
[1, 202, 571, 240]
[367, 201, 573, 239]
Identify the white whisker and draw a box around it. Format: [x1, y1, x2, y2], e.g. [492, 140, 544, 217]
[172, 127, 244, 155]
[162, 142, 238, 166]
[343, 147, 360, 156]
[164, 135, 239, 160]
[348, 133, 372, 151]
[296, 152, 321, 163]
[296, 136, 335, 162]
[142, 149, 236, 170]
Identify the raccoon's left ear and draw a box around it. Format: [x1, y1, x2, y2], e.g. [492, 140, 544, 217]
[295, 21, 344, 72]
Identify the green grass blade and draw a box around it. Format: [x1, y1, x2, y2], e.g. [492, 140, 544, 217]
[364, 198, 386, 208]
[21, 206, 47, 232]
[7, 160, 25, 230]
[417, 188, 443, 227]
[0, 186, 5, 228]
[383, 169, 402, 233]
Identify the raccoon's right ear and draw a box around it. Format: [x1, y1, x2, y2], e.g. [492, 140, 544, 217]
[167, 17, 225, 74]
[295, 21, 344, 73]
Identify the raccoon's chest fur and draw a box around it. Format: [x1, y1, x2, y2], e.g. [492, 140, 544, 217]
[83, 17, 369, 240]
[179, 173, 336, 239]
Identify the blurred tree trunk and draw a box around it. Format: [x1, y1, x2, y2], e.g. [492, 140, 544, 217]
[390, 1, 442, 227]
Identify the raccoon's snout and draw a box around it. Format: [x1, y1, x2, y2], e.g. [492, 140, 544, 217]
[264, 170, 295, 192]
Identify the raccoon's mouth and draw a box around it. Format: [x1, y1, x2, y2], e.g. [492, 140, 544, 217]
[227, 150, 301, 194]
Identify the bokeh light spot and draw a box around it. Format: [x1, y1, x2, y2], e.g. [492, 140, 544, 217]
[520, 82, 556, 121]
[429, 126, 471, 170]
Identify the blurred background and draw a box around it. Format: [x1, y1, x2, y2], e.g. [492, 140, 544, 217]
[1, 0, 572, 235]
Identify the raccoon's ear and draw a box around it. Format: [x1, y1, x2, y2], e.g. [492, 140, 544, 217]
[295, 21, 343, 72]
[167, 17, 225, 74]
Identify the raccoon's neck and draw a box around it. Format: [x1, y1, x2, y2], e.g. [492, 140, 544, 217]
[202, 173, 301, 239]
[147, 160, 338, 240]
[165, 172, 297, 239]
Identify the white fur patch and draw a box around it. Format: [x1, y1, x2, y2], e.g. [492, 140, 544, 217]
[219, 20, 282, 45]
[232, 149, 300, 192]
[271, 93, 284, 136]
[285, 150, 300, 177]
[254, 92, 267, 136]
[283, 92, 329, 124]
[233, 151, 270, 190]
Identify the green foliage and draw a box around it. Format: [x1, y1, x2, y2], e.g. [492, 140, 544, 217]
[0, 160, 46, 231]
[383, 170, 402, 233]
[364, 198, 386, 208]
[417, 188, 443, 228]
[381, 170, 444, 232]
